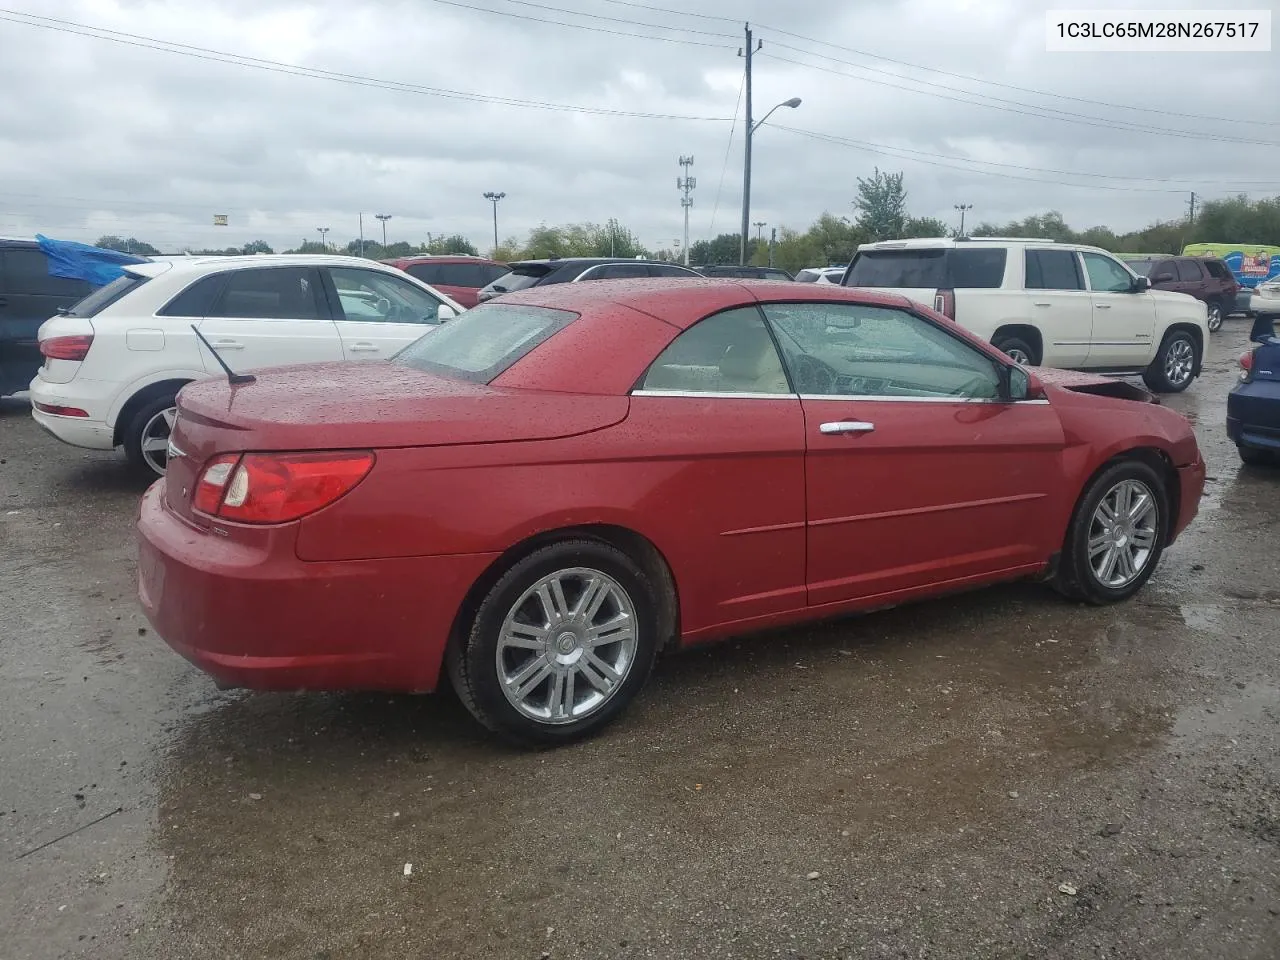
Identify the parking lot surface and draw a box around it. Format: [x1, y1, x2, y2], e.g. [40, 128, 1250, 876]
[2, 323, 1278, 959]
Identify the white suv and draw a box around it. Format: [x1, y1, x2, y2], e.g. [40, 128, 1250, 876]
[843, 238, 1209, 392]
[29, 254, 463, 475]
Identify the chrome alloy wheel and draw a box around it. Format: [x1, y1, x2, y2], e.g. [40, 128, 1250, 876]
[496, 567, 638, 725]
[1088, 479, 1160, 588]
[140, 406, 177, 476]
[1004, 345, 1031, 365]
[1206, 302, 1223, 332]
[1164, 337, 1195, 388]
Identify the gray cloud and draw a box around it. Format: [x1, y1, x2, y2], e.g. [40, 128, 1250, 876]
[0, 0, 1275, 253]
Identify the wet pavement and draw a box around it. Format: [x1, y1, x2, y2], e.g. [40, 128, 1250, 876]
[2, 323, 1278, 959]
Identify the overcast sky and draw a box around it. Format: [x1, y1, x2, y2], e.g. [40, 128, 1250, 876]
[0, 0, 1277, 254]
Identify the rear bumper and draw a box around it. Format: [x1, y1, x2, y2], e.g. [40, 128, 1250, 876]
[136, 481, 499, 693]
[1227, 380, 1280, 451]
[28, 373, 117, 450]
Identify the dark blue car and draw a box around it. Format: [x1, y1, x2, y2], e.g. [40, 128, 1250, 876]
[1227, 316, 1280, 466]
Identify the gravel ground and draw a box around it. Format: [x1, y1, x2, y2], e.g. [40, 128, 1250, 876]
[1, 320, 1277, 959]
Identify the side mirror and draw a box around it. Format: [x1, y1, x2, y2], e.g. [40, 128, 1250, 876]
[436, 304, 457, 321]
[1148, 274, 1170, 285]
[1002, 363, 1045, 401]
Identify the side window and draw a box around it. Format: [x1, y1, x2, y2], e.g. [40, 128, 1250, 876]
[762, 302, 1001, 400]
[1149, 260, 1176, 281]
[1202, 260, 1229, 280]
[480, 264, 509, 285]
[648, 264, 695, 278]
[404, 263, 444, 285]
[157, 274, 226, 317]
[638, 307, 791, 395]
[209, 268, 324, 320]
[2, 249, 92, 298]
[328, 267, 445, 324]
[584, 264, 650, 280]
[1176, 259, 1205, 282]
[1025, 250, 1084, 290]
[1081, 253, 1135, 294]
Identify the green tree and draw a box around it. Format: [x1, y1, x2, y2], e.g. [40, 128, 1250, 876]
[424, 234, 480, 256]
[241, 240, 273, 255]
[854, 167, 907, 241]
[95, 235, 160, 256]
[903, 216, 949, 239]
[688, 232, 755, 265]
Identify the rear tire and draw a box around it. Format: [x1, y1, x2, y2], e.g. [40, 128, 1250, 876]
[993, 335, 1037, 366]
[1142, 330, 1199, 393]
[448, 539, 661, 746]
[1053, 460, 1168, 605]
[1206, 300, 1224, 332]
[123, 393, 178, 478]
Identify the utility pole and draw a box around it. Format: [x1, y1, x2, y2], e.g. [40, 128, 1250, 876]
[677, 155, 695, 266]
[739, 22, 756, 266]
[358, 212, 365, 256]
[316, 226, 330, 251]
[1188, 191, 1197, 222]
[769, 226, 776, 267]
[483, 192, 505, 254]
[954, 203, 973, 237]
[754, 221, 766, 241]
[375, 213, 392, 248]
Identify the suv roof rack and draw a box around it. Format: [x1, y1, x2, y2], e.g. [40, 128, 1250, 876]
[956, 236, 1059, 243]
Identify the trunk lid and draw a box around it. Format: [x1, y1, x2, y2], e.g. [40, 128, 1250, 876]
[163, 360, 629, 522]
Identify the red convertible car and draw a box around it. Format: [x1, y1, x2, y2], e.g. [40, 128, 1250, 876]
[138, 279, 1205, 744]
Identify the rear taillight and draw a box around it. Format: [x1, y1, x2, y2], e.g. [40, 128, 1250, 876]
[40, 334, 94, 361]
[933, 289, 956, 319]
[32, 401, 89, 417]
[192, 451, 375, 524]
[1239, 349, 1256, 382]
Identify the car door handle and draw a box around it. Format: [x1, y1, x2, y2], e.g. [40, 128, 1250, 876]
[820, 421, 875, 435]
[209, 339, 243, 350]
[1095, 303, 1112, 310]
[347, 342, 380, 352]
[1033, 301, 1052, 307]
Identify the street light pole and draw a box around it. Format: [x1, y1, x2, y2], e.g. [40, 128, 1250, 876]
[375, 213, 392, 248]
[316, 226, 330, 251]
[738, 24, 800, 265]
[483, 192, 506, 254]
[954, 203, 973, 237]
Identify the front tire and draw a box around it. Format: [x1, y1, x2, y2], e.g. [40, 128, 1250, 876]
[123, 393, 179, 477]
[1142, 330, 1199, 393]
[1053, 460, 1168, 605]
[449, 540, 661, 745]
[1238, 444, 1278, 467]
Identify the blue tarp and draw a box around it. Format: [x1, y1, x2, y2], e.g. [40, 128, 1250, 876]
[35, 234, 148, 288]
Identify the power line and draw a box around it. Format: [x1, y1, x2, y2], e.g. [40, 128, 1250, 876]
[764, 52, 1280, 148]
[774, 126, 1192, 194]
[770, 125, 1280, 188]
[423, 0, 736, 46]
[591, 0, 737, 23]
[0, 10, 734, 121]
[754, 27, 1277, 128]
[706, 73, 746, 242]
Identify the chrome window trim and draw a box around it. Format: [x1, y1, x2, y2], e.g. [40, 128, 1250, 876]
[798, 393, 1050, 405]
[631, 389, 799, 400]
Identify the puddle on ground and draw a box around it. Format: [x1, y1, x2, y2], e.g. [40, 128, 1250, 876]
[1179, 603, 1228, 633]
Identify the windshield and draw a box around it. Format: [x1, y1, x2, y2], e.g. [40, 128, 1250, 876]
[484, 265, 551, 295]
[65, 272, 148, 317]
[846, 248, 1007, 288]
[393, 303, 577, 383]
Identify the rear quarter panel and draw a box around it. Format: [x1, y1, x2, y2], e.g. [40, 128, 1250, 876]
[952, 290, 1034, 342]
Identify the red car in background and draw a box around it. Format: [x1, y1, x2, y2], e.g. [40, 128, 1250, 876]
[383, 255, 508, 308]
[138, 279, 1205, 746]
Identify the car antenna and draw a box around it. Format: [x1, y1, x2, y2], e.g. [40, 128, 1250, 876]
[190, 324, 256, 384]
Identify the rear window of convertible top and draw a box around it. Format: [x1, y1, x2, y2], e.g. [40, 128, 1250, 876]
[393, 303, 578, 384]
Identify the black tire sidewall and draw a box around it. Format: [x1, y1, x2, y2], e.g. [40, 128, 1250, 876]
[1064, 460, 1168, 604]
[123, 393, 178, 474]
[461, 541, 660, 745]
[1145, 331, 1198, 393]
[994, 336, 1036, 366]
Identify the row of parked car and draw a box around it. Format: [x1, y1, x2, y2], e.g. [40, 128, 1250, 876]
[5, 234, 1278, 477]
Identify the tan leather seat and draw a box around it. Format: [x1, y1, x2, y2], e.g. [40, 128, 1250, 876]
[717, 330, 790, 394]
